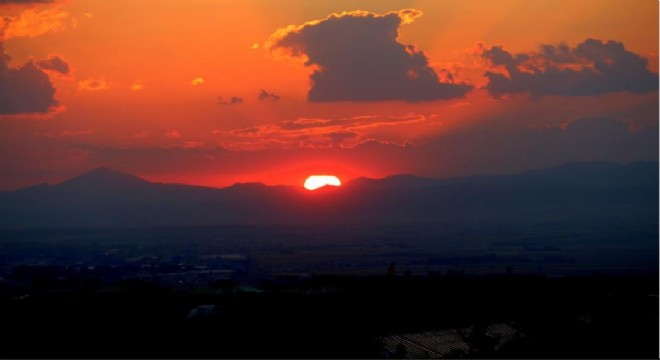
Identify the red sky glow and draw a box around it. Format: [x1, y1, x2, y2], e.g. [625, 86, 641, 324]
[0, 0, 657, 189]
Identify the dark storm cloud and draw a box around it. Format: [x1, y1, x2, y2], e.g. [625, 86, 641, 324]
[34, 55, 70, 75]
[0, 44, 57, 114]
[482, 39, 658, 97]
[258, 89, 280, 101]
[268, 9, 472, 102]
[218, 96, 243, 105]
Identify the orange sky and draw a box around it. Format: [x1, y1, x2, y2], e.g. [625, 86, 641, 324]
[0, 0, 657, 189]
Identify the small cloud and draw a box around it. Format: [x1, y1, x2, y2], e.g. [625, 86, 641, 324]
[165, 130, 181, 138]
[131, 83, 143, 91]
[191, 77, 204, 86]
[251, 42, 260, 49]
[34, 54, 70, 75]
[218, 96, 243, 105]
[78, 78, 108, 91]
[258, 89, 280, 101]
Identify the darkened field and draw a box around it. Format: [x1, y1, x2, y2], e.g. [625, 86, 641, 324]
[1, 220, 657, 278]
[2, 273, 657, 358]
[1, 220, 656, 358]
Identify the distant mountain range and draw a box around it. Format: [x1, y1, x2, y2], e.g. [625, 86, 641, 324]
[0, 161, 657, 228]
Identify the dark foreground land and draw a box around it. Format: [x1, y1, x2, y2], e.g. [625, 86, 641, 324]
[1, 272, 657, 358]
[0, 221, 658, 358]
[1, 162, 657, 357]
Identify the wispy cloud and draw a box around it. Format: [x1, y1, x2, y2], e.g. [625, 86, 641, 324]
[220, 114, 427, 150]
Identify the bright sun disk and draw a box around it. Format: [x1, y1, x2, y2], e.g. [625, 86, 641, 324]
[304, 175, 341, 190]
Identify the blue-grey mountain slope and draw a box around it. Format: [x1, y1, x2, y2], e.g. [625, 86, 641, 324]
[0, 161, 656, 228]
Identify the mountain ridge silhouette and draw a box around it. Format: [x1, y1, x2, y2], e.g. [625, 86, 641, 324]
[0, 161, 656, 229]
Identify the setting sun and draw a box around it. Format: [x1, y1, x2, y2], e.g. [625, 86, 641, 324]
[304, 175, 342, 190]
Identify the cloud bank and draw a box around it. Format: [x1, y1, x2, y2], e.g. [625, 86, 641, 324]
[482, 39, 658, 97]
[268, 9, 472, 102]
[0, 45, 57, 114]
